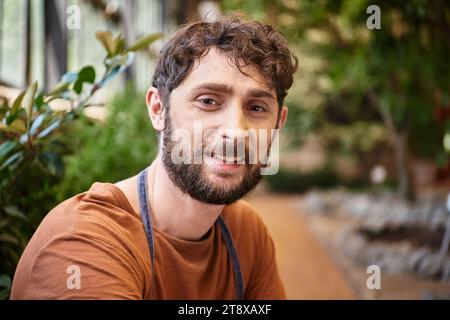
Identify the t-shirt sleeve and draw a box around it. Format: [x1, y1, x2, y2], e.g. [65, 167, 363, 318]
[12, 232, 146, 300]
[10, 183, 151, 300]
[245, 215, 286, 300]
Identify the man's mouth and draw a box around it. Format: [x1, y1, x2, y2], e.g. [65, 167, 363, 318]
[201, 150, 245, 173]
[208, 150, 246, 164]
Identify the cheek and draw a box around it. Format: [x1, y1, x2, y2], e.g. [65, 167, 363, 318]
[168, 108, 197, 134]
[167, 94, 195, 124]
[261, 129, 274, 152]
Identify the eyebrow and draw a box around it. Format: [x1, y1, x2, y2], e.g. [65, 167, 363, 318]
[190, 83, 233, 95]
[247, 88, 276, 101]
[190, 82, 276, 101]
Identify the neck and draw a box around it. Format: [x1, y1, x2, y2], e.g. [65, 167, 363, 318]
[148, 156, 224, 241]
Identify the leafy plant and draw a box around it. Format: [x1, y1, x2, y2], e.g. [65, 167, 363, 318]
[0, 30, 162, 297]
[265, 166, 339, 193]
[57, 85, 157, 200]
[0, 274, 11, 300]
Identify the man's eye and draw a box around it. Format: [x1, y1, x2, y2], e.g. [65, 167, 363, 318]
[249, 105, 266, 112]
[199, 98, 217, 106]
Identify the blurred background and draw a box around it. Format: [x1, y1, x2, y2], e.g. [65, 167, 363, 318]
[0, 0, 449, 300]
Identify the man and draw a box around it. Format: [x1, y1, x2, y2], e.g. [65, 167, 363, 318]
[11, 17, 298, 299]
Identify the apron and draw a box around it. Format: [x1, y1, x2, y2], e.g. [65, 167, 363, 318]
[137, 168, 244, 299]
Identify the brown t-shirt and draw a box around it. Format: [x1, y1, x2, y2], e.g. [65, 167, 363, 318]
[10, 182, 286, 299]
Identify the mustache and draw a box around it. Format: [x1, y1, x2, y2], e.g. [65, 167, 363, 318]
[194, 140, 258, 164]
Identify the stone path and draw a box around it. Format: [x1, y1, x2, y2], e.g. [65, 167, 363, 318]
[247, 194, 356, 299]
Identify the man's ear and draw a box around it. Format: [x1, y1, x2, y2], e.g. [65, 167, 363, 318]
[146, 87, 165, 132]
[277, 105, 288, 129]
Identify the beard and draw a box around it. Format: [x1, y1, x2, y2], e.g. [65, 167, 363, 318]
[161, 113, 264, 205]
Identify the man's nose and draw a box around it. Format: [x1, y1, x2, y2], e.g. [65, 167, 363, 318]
[219, 103, 248, 141]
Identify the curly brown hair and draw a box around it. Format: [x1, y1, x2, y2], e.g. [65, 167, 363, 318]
[152, 16, 298, 109]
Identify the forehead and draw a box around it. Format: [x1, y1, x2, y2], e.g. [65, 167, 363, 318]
[173, 47, 274, 95]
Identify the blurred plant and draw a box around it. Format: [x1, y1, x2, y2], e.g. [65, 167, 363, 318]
[283, 100, 317, 147]
[0, 31, 162, 297]
[321, 122, 387, 155]
[266, 166, 339, 193]
[0, 274, 10, 300]
[56, 85, 157, 201]
[444, 127, 450, 155]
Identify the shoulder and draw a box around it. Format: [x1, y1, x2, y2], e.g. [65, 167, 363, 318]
[28, 182, 142, 244]
[34, 181, 147, 257]
[72, 182, 143, 239]
[11, 182, 150, 299]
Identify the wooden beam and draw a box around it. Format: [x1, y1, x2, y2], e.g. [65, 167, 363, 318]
[123, 0, 136, 82]
[44, 0, 67, 91]
[0, 0, 3, 76]
[24, 0, 31, 86]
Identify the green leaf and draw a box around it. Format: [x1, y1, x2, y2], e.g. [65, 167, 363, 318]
[73, 66, 96, 94]
[23, 82, 38, 130]
[73, 81, 83, 94]
[0, 234, 20, 245]
[5, 113, 18, 126]
[6, 90, 26, 125]
[0, 151, 23, 170]
[78, 66, 96, 83]
[38, 151, 64, 176]
[4, 206, 27, 220]
[0, 141, 16, 158]
[11, 90, 26, 113]
[113, 36, 125, 55]
[35, 93, 45, 111]
[29, 113, 46, 135]
[95, 31, 115, 55]
[47, 81, 71, 97]
[126, 33, 163, 52]
[9, 119, 26, 133]
[37, 119, 62, 138]
[0, 275, 11, 290]
[0, 274, 11, 300]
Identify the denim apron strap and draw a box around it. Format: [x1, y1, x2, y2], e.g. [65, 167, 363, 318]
[138, 168, 155, 266]
[137, 167, 245, 300]
[137, 168, 156, 298]
[217, 215, 245, 300]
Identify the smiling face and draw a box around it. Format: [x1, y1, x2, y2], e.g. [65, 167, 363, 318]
[152, 48, 288, 204]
